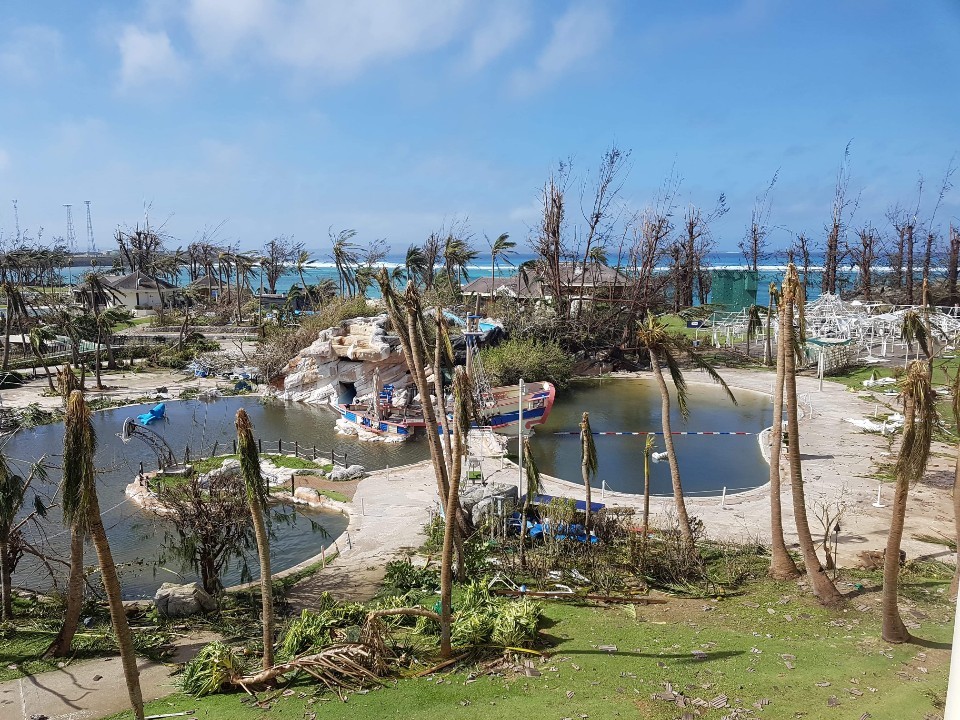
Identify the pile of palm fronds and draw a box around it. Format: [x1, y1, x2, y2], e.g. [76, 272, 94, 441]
[180, 584, 544, 699]
[278, 599, 367, 658]
[448, 580, 542, 649]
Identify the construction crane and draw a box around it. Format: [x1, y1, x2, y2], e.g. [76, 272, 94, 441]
[84, 200, 97, 265]
[64, 204, 76, 285]
[12, 199, 20, 242]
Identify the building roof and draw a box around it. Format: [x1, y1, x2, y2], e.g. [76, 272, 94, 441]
[461, 273, 542, 298]
[105, 271, 178, 292]
[185, 274, 217, 290]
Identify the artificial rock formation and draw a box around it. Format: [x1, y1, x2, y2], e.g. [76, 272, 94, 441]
[280, 315, 413, 405]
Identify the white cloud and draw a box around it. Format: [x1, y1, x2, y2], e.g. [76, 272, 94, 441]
[461, 1, 530, 72]
[0, 25, 63, 84]
[117, 25, 187, 90]
[182, 0, 471, 81]
[511, 2, 612, 95]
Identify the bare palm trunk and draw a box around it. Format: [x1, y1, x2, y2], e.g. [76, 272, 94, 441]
[951, 446, 960, 600]
[439, 431, 462, 658]
[1, 294, 12, 371]
[581, 437, 593, 533]
[87, 501, 144, 720]
[250, 499, 274, 669]
[30, 342, 56, 392]
[649, 352, 694, 550]
[0, 541, 12, 619]
[47, 528, 84, 657]
[640, 440, 652, 575]
[769, 307, 799, 579]
[881, 395, 915, 642]
[783, 298, 843, 606]
[764, 295, 774, 366]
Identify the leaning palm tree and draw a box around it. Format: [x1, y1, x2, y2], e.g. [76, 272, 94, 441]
[579, 412, 597, 533]
[882, 360, 936, 642]
[62, 390, 144, 719]
[636, 313, 736, 552]
[294, 249, 313, 295]
[330, 229, 359, 297]
[781, 264, 843, 605]
[768, 297, 799, 580]
[404, 244, 428, 288]
[235, 409, 274, 670]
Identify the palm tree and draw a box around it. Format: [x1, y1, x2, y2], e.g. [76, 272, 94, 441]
[235, 409, 274, 670]
[636, 313, 736, 551]
[518, 436, 542, 569]
[781, 264, 843, 606]
[294, 249, 313, 295]
[330, 229, 359, 297]
[28, 325, 56, 391]
[488, 233, 515, 308]
[744, 304, 762, 360]
[579, 412, 597, 533]
[768, 297, 800, 579]
[882, 360, 936, 642]
[404, 244, 428, 288]
[46, 366, 85, 658]
[376, 273, 458, 656]
[62, 390, 144, 719]
[763, 283, 777, 366]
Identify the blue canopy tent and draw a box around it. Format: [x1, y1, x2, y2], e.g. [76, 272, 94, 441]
[521, 493, 605, 514]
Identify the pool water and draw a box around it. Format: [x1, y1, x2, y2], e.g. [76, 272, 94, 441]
[527, 378, 770, 496]
[6, 396, 427, 599]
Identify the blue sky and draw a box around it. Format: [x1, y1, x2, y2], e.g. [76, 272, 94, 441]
[0, 0, 958, 257]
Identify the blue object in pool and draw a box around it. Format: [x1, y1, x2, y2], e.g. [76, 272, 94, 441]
[136, 403, 166, 426]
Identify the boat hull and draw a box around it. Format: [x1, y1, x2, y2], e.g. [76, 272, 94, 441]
[335, 381, 556, 438]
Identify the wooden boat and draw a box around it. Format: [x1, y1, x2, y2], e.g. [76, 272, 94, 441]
[335, 380, 556, 440]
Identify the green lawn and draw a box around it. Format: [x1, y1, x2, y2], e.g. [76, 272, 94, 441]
[113, 568, 951, 720]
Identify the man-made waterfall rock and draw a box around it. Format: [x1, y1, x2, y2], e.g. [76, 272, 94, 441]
[154, 582, 216, 617]
[280, 314, 412, 405]
[459, 483, 519, 527]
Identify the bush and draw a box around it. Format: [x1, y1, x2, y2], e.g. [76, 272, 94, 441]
[181, 641, 247, 697]
[479, 338, 574, 388]
[384, 558, 439, 592]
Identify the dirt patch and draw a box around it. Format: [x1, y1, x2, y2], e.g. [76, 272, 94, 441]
[295, 474, 360, 501]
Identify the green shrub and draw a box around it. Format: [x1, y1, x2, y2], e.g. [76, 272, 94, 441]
[479, 338, 574, 388]
[491, 598, 542, 648]
[384, 558, 439, 592]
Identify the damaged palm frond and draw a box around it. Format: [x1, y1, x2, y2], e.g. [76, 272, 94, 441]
[896, 360, 938, 482]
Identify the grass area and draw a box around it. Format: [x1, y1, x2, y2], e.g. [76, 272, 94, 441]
[829, 356, 960, 391]
[191, 454, 237, 474]
[317, 488, 349, 503]
[1, 597, 171, 682]
[261, 454, 322, 471]
[116, 565, 952, 720]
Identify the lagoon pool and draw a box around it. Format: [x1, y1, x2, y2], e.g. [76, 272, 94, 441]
[527, 378, 770, 497]
[6, 396, 428, 599]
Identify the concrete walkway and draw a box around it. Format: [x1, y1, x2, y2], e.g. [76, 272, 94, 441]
[285, 460, 441, 607]
[0, 631, 218, 720]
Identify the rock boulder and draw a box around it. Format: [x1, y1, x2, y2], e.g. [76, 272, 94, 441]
[154, 582, 217, 618]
